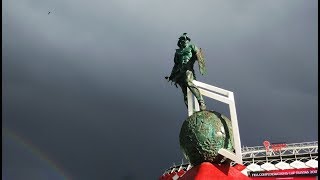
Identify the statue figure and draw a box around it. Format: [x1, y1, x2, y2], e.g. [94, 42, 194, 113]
[166, 33, 207, 110]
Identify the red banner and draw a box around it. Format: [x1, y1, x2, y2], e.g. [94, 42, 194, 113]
[251, 177, 316, 180]
[249, 168, 318, 178]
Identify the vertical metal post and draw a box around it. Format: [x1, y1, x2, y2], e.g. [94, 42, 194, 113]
[187, 88, 194, 116]
[194, 96, 200, 112]
[228, 92, 243, 164]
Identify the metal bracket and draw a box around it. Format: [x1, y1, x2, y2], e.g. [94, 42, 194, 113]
[187, 80, 243, 164]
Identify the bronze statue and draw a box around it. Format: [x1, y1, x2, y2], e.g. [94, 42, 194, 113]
[166, 33, 207, 110]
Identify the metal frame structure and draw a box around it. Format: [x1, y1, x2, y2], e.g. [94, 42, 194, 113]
[241, 141, 318, 166]
[187, 80, 242, 164]
[162, 141, 318, 176]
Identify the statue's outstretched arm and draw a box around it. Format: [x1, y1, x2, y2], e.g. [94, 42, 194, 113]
[165, 53, 179, 87]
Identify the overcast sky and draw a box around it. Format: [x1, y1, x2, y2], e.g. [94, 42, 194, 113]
[3, 0, 318, 179]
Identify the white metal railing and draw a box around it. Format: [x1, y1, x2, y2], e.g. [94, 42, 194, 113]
[187, 80, 243, 164]
[163, 141, 318, 175]
[241, 141, 318, 160]
[242, 141, 318, 153]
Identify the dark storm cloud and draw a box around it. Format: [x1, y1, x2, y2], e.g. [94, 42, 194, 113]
[3, 0, 317, 179]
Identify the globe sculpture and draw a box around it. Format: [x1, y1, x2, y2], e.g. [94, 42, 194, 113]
[179, 110, 234, 166]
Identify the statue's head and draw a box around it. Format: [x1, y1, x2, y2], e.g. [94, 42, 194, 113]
[177, 33, 191, 48]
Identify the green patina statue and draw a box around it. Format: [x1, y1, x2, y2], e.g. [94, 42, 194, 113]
[179, 110, 234, 165]
[166, 33, 207, 110]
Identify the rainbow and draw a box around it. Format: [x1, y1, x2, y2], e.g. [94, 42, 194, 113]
[3, 127, 72, 180]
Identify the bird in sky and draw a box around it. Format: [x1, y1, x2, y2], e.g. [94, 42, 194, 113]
[48, 11, 51, 15]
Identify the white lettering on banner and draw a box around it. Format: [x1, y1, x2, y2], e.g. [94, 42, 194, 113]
[310, 170, 317, 174]
[249, 168, 318, 177]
